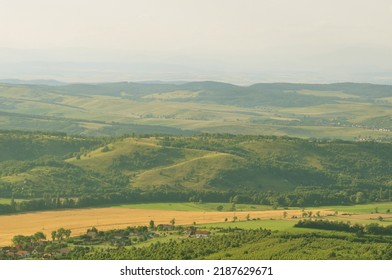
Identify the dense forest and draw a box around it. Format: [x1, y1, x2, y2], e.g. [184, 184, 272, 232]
[1, 131, 392, 214]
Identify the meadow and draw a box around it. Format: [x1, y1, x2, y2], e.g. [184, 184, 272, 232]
[0, 198, 24, 204]
[318, 202, 392, 214]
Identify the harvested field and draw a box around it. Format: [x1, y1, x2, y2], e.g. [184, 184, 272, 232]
[0, 208, 335, 246]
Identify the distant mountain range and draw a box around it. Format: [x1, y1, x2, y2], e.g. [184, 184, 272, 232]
[0, 79, 66, 86]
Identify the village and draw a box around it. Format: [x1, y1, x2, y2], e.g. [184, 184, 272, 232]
[0, 222, 212, 260]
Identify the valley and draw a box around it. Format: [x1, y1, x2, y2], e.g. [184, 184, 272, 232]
[1, 81, 392, 260]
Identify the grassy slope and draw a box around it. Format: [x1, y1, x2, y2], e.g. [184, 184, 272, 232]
[68, 137, 160, 171]
[319, 202, 392, 214]
[132, 152, 243, 189]
[65, 136, 311, 191]
[68, 137, 245, 190]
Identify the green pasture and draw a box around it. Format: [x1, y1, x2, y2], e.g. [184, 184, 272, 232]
[318, 202, 392, 214]
[197, 219, 316, 233]
[0, 198, 24, 204]
[0, 198, 11, 204]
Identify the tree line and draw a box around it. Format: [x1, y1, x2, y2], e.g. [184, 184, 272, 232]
[294, 219, 392, 236]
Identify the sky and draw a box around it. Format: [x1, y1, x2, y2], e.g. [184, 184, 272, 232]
[0, 0, 392, 84]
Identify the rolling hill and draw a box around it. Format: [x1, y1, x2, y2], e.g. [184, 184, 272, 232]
[1, 131, 392, 213]
[0, 81, 391, 140]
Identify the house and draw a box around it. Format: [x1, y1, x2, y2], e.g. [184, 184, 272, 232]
[42, 253, 53, 259]
[15, 250, 30, 258]
[194, 230, 211, 238]
[5, 249, 30, 259]
[86, 231, 97, 238]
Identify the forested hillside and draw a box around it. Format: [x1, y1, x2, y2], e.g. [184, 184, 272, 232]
[1, 131, 391, 214]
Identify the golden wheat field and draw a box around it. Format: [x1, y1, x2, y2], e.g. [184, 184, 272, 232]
[0, 208, 337, 246]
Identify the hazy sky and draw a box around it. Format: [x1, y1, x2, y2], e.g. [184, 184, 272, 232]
[1, 0, 392, 83]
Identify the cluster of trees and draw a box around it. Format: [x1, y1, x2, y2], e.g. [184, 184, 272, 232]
[51, 228, 72, 241]
[110, 148, 183, 171]
[223, 186, 390, 208]
[159, 134, 251, 157]
[12, 232, 47, 250]
[0, 188, 234, 214]
[294, 219, 392, 236]
[1, 185, 391, 215]
[11, 228, 72, 248]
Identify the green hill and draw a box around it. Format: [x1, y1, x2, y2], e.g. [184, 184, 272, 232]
[1, 131, 392, 213]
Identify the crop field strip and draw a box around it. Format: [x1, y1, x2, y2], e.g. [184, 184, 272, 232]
[0, 207, 336, 246]
[2, 201, 392, 246]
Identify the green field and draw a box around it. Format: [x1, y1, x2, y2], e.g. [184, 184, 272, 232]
[117, 202, 392, 230]
[198, 219, 308, 232]
[149, 201, 392, 213]
[317, 202, 392, 214]
[0, 198, 24, 204]
[0, 198, 11, 204]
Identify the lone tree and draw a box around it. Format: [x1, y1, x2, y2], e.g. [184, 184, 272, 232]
[170, 218, 176, 227]
[216, 205, 224, 211]
[149, 219, 155, 230]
